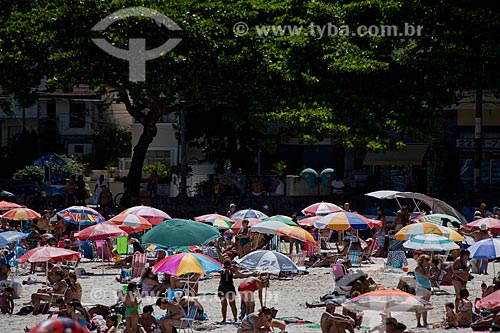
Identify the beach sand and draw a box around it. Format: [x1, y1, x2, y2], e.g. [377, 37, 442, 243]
[2, 257, 490, 332]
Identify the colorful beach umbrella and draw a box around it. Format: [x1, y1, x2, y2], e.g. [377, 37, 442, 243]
[141, 219, 220, 248]
[0, 231, 27, 247]
[465, 218, 500, 232]
[77, 223, 128, 241]
[231, 208, 268, 222]
[301, 202, 343, 216]
[2, 207, 41, 221]
[56, 206, 105, 226]
[31, 154, 66, 167]
[107, 214, 152, 232]
[194, 214, 234, 229]
[152, 252, 223, 276]
[416, 214, 461, 229]
[403, 234, 459, 251]
[394, 222, 451, 241]
[231, 218, 261, 232]
[195, 213, 235, 224]
[0, 201, 23, 210]
[120, 206, 172, 225]
[276, 226, 317, 244]
[297, 216, 322, 227]
[17, 246, 81, 263]
[251, 221, 289, 235]
[237, 250, 299, 274]
[29, 317, 89, 333]
[476, 289, 500, 310]
[342, 289, 433, 312]
[468, 238, 500, 259]
[314, 212, 372, 230]
[260, 215, 297, 226]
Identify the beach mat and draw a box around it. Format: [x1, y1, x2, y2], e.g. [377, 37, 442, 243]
[278, 317, 313, 324]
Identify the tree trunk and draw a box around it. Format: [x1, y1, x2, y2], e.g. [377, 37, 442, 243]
[474, 87, 483, 190]
[127, 119, 158, 197]
[179, 108, 188, 197]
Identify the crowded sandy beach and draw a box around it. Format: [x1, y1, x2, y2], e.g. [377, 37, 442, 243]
[0, 196, 499, 333]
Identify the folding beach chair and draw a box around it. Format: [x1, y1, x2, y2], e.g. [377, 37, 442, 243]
[131, 252, 147, 278]
[175, 305, 198, 333]
[331, 264, 348, 280]
[348, 250, 362, 267]
[362, 239, 378, 264]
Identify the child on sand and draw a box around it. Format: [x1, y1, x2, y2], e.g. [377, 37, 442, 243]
[0, 287, 14, 314]
[432, 303, 459, 329]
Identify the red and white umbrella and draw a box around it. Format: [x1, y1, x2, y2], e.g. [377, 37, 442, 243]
[106, 214, 152, 232]
[17, 246, 81, 264]
[297, 216, 323, 227]
[231, 218, 261, 232]
[465, 218, 500, 232]
[2, 207, 41, 221]
[120, 206, 171, 225]
[77, 223, 127, 241]
[301, 202, 343, 216]
[0, 201, 23, 210]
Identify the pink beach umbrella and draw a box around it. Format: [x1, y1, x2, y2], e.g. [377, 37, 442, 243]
[120, 206, 171, 225]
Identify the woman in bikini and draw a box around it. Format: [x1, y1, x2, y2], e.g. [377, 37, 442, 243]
[238, 307, 280, 333]
[238, 275, 269, 318]
[452, 250, 471, 309]
[124, 282, 141, 333]
[31, 270, 68, 314]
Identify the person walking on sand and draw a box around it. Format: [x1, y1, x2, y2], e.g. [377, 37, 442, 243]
[415, 254, 432, 328]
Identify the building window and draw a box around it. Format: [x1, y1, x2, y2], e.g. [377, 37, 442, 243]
[69, 102, 86, 128]
[47, 101, 56, 120]
[145, 150, 171, 166]
[73, 144, 84, 154]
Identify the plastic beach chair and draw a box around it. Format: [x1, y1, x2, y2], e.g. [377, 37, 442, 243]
[131, 252, 147, 278]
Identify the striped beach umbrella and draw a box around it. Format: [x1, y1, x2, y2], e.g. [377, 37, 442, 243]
[260, 215, 297, 226]
[230, 209, 268, 222]
[417, 214, 461, 229]
[343, 289, 433, 312]
[106, 214, 152, 232]
[152, 252, 223, 276]
[403, 234, 459, 251]
[56, 206, 105, 226]
[465, 218, 500, 232]
[121, 206, 172, 225]
[394, 222, 464, 242]
[194, 214, 234, 229]
[2, 208, 41, 221]
[276, 226, 317, 244]
[0, 201, 23, 211]
[302, 202, 343, 216]
[314, 212, 372, 230]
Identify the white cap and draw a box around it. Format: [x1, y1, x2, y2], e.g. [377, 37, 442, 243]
[480, 223, 488, 231]
[230, 203, 236, 207]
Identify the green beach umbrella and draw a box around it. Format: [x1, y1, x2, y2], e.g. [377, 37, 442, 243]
[261, 215, 298, 226]
[141, 219, 220, 248]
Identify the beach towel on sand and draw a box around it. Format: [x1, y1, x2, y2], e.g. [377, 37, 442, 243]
[278, 317, 313, 324]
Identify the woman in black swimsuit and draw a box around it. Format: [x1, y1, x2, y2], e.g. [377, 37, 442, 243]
[218, 259, 238, 322]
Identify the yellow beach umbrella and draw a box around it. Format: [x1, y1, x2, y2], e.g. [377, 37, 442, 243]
[395, 222, 450, 241]
[276, 226, 317, 245]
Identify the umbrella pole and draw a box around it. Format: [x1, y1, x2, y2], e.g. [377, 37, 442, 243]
[102, 240, 105, 275]
[46, 261, 49, 288]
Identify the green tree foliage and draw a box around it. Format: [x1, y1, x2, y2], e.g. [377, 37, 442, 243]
[91, 127, 132, 169]
[3, 0, 494, 192]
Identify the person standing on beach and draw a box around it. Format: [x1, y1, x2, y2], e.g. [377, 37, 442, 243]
[414, 254, 432, 328]
[452, 250, 472, 309]
[123, 282, 141, 333]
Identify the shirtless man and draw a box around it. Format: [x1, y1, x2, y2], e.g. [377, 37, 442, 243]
[321, 302, 355, 333]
